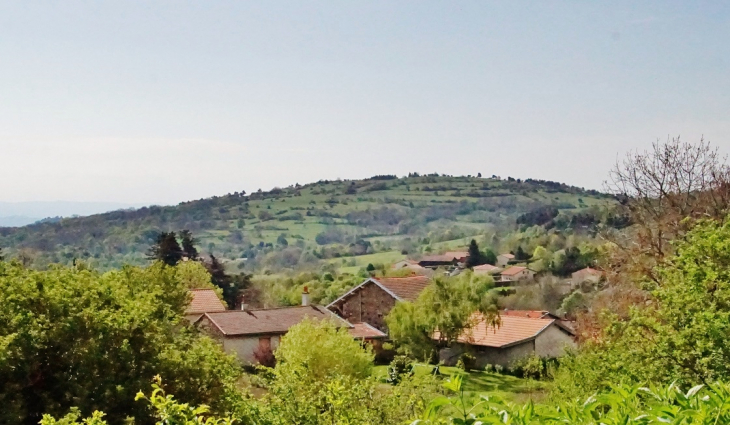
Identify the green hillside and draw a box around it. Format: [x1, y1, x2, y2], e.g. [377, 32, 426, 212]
[0, 174, 616, 272]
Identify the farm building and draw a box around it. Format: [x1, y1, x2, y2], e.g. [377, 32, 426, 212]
[195, 304, 376, 364]
[437, 312, 576, 368]
[185, 288, 227, 322]
[418, 254, 459, 268]
[327, 275, 431, 333]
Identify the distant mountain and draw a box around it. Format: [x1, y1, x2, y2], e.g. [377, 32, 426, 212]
[0, 175, 617, 271]
[0, 215, 42, 227]
[0, 201, 148, 228]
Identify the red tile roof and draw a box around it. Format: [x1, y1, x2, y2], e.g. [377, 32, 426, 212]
[451, 314, 556, 348]
[444, 251, 469, 260]
[419, 255, 458, 263]
[187, 289, 227, 315]
[500, 266, 527, 276]
[501, 310, 551, 319]
[499, 253, 515, 259]
[374, 276, 431, 302]
[202, 305, 350, 336]
[349, 322, 387, 339]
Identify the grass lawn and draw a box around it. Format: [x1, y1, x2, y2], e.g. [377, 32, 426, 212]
[373, 364, 549, 403]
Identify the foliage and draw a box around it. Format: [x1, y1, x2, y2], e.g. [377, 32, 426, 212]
[387, 272, 498, 360]
[148, 231, 184, 266]
[387, 355, 415, 384]
[554, 219, 730, 398]
[416, 376, 730, 425]
[0, 261, 242, 424]
[204, 254, 251, 309]
[273, 318, 373, 381]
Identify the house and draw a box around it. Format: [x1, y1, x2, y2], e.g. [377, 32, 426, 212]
[327, 276, 431, 333]
[571, 267, 603, 286]
[437, 313, 576, 368]
[444, 251, 469, 263]
[196, 304, 357, 364]
[472, 264, 502, 275]
[185, 288, 227, 322]
[496, 253, 515, 267]
[418, 255, 459, 269]
[498, 266, 535, 282]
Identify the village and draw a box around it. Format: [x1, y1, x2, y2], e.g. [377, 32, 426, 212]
[185, 248, 603, 369]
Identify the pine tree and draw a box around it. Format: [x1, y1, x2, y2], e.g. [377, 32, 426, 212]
[0, 247, 4, 261]
[179, 230, 199, 260]
[147, 232, 183, 266]
[465, 239, 485, 268]
[205, 254, 237, 308]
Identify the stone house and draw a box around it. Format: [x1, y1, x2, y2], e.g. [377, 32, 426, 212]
[327, 276, 431, 333]
[438, 312, 576, 368]
[496, 253, 515, 267]
[498, 266, 535, 282]
[185, 288, 227, 322]
[195, 304, 379, 364]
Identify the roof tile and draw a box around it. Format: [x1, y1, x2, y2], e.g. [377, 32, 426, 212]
[187, 289, 227, 315]
[203, 305, 350, 336]
[374, 276, 430, 301]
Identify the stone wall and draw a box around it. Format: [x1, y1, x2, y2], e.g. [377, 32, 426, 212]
[336, 282, 397, 333]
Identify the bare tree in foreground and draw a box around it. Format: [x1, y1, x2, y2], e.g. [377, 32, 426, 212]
[605, 137, 730, 278]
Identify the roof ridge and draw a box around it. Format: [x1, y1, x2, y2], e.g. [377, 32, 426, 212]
[206, 305, 326, 314]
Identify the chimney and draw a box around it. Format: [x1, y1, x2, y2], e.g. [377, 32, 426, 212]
[302, 286, 310, 306]
[239, 295, 247, 311]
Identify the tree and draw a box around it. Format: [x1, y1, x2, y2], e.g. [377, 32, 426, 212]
[386, 272, 498, 360]
[0, 247, 4, 261]
[465, 239, 485, 268]
[554, 219, 730, 398]
[0, 261, 241, 424]
[204, 255, 234, 308]
[147, 231, 183, 266]
[605, 137, 730, 280]
[179, 229, 199, 260]
[514, 245, 531, 261]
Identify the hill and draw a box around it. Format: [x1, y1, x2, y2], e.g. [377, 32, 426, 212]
[0, 174, 617, 272]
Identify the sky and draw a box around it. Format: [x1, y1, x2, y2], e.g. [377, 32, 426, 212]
[1, 1, 728, 205]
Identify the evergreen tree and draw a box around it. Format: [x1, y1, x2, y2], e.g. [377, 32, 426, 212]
[0, 247, 4, 261]
[204, 255, 251, 309]
[514, 245, 531, 261]
[147, 232, 183, 266]
[465, 239, 485, 268]
[179, 229, 199, 260]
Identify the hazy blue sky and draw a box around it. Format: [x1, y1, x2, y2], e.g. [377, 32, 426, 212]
[1, 1, 728, 204]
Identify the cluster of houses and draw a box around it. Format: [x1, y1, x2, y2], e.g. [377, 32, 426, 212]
[185, 250, 600, 367]
[393, 251, 536, 285]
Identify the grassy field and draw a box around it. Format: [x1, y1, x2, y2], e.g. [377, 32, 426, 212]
[0, 174, 615, 272]
[373, 364, 549, 403]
